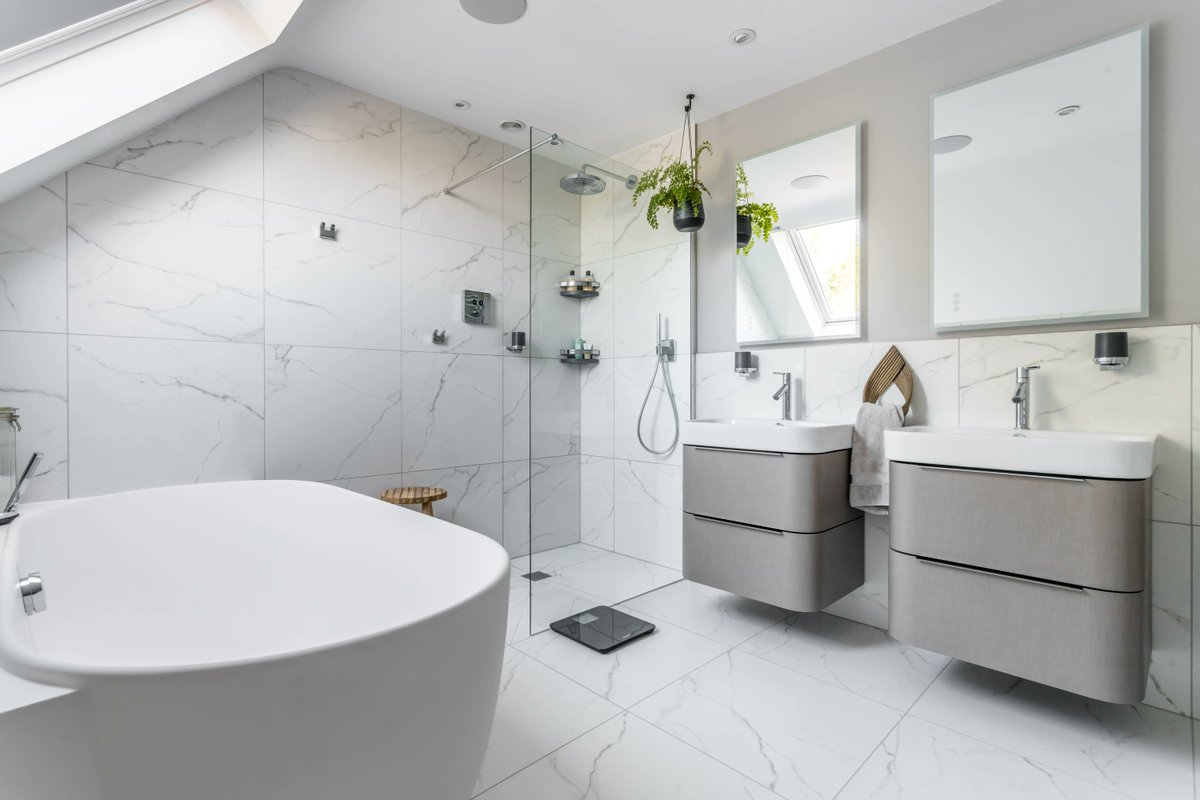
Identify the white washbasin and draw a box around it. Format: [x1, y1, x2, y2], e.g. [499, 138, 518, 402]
[681, 418, 852, 454]
[885, 425, 1157, 479]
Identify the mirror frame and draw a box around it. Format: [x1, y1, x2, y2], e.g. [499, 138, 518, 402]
[735, 121, 863, 347]
[928, 25, 1150, 332]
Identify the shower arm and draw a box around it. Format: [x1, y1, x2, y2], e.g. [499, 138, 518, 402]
[444, 134, 560, 195]
[579, 163, 638, 189]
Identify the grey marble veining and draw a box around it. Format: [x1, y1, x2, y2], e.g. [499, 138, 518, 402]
[529, 455, 582, 553]
[265, 345, 404, 481]
[401, 351, 502, 472]
[612, 243, 691, 358]
[264, 68, 404, 225]
[580, 455, 615, 551]
[0, 331, 68, 500]
[399, 462, 504, 543]
[264, 203, 404, 350]
[0, 176, 66, 334]
[67, 164, 264, 343]
[68, 335, 264, 497]
[91, 77, 264, 198]
[401, 230, 503, 354]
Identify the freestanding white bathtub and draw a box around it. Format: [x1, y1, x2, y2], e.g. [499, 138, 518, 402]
[0, 480, 510, 800]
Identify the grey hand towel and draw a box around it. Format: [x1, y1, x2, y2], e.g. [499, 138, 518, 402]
[849, 402, 905, 516]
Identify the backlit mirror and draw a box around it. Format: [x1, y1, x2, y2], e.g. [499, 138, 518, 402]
[931, 27, 1148, 330]
[735, 123, 861, 345]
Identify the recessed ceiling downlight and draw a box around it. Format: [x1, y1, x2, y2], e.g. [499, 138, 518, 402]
[499, 119, 526, 132]
[1056, 104, 1082, 116]
[460, 0, 526, 24]
[790, 174, 829, 191]
[932, 135, 973, 155]
[453, 100, 471, 110]
[730, 28, 756, 45]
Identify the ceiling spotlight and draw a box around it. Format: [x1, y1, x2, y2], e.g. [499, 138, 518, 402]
[730, 28, 756, 45]
[1056, 104, 1081, 116]
[499, 119, 526, 132]
[453, 100, 471, 110]
[460, 0, 526, 24]
[932, 134, 973, 155]
[790, 174, 829, 191]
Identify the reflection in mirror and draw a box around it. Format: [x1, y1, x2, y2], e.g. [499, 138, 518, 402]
[736, 123, 861, 345]
[931, 27, 1147, 330]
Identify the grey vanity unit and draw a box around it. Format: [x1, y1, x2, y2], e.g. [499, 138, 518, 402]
[887, 452, 1151, 704]
[680, 420, 864, 612]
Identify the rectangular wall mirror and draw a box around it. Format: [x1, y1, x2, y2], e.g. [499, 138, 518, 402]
[735, 123, 861, 345]
[931, 27, 1148, 330]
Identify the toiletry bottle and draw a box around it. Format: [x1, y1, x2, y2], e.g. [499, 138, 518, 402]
[574, 337, 585, 358]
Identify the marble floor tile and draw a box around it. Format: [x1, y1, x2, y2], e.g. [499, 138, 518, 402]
[622, 580, 789, 647]
[0, 177, 66, 334]
[517, 542, 610, 575]
[507, 575, 609, 644]
[545, 551, 682, 606]
[67, 164, 264, 343]
[473, 647, 620, 797]
[837, 715, 1131, 800]
[632, 650, 899, 800]
[475, 714, 781, 800]
[513, 610, 726, 708]
[92, 77, 264, 198]
[909, 660, 1195, 799]
[264, 203, 404, 350]
[821, 514, 891, 630]
[738, 613, 949, 713]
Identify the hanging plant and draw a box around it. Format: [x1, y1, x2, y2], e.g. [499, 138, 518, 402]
[735, 163, 779, 255]
[631, 94, 711, 233]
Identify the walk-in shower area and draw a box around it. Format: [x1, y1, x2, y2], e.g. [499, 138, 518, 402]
[495, 127, 695, 641]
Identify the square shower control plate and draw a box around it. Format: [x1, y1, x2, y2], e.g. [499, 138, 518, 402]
[550, 606, 656, 653]
[463, 289, 491, 325]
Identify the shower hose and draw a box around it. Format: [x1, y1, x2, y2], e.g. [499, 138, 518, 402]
[636, 352, 681, 456]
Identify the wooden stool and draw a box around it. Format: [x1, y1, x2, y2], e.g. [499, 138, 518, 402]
[380, 486, 448, 516]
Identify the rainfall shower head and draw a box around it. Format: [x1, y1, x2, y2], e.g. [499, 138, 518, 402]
[560, 164, 639, 195]
[560, 171, 607, 195]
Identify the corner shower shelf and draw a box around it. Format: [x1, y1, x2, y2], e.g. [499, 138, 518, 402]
[560, 348, 600, 364]
[559, 274, 600, 298]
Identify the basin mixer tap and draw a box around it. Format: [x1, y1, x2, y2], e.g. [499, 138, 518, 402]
[1011, 365, 1040, 430]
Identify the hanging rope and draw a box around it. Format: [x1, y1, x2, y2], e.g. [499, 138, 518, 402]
[677, 94, 696, 163]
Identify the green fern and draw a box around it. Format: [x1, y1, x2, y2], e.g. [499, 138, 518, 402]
[631, 141, 713, 230]
[735, 162, 779, 255]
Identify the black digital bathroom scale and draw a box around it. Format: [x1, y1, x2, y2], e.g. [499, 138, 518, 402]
[550, 606, 656, 653]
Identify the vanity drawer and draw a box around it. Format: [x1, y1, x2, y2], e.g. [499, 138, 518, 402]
[683, 446, 860, 533]
[890, 461, 1148, 592]
[889, 549, 1148, 704]
[683, 513, 863, 612]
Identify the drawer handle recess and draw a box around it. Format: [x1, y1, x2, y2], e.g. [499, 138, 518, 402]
[915, 556, 1085, 593]
[692, 514, 783, 535]
[916, 464, 1086, 483]
[693, 446, 785, 457]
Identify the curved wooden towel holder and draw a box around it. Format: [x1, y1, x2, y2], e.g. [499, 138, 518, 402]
[862, 345, 913, 416]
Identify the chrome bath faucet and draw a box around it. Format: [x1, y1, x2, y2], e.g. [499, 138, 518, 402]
[772, 372, 792, 421]
[1011, 365, 1040, 430]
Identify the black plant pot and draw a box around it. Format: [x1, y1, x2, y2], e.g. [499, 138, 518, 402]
[672, 199, 705, 233]
[735, 214, 753, 249]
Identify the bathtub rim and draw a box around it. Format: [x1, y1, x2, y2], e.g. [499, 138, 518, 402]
[0, 480, 511, 687]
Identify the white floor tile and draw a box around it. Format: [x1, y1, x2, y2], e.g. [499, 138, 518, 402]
[622, 580, 789, 647]
[473, 648, 620, 796]
[506, 575, 608, 644]
[632, 650, 899, 800]
[517, 543, 610, 574]
[475, 714, 782, 800]
[513, 612, 728, 708]
[836, 716, 1131, 800]
[544, 551, 682, 605]
[909, 660, 1194, 799]
[738, 613, 949, 713]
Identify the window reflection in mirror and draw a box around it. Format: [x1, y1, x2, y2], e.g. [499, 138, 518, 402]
[736, 123, 861, 345]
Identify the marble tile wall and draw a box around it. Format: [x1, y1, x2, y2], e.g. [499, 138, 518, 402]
[695, 324, 1197, 718]
[0, 68, 582, 557]
[576, 130, 693, 572]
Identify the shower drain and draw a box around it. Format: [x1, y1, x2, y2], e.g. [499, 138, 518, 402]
[522, 571, 552, 581]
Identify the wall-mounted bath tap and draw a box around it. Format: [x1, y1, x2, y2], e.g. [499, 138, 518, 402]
[1011, 365, 1040, 430]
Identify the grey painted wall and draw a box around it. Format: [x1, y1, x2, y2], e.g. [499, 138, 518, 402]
[694, 0, 1200, 352]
